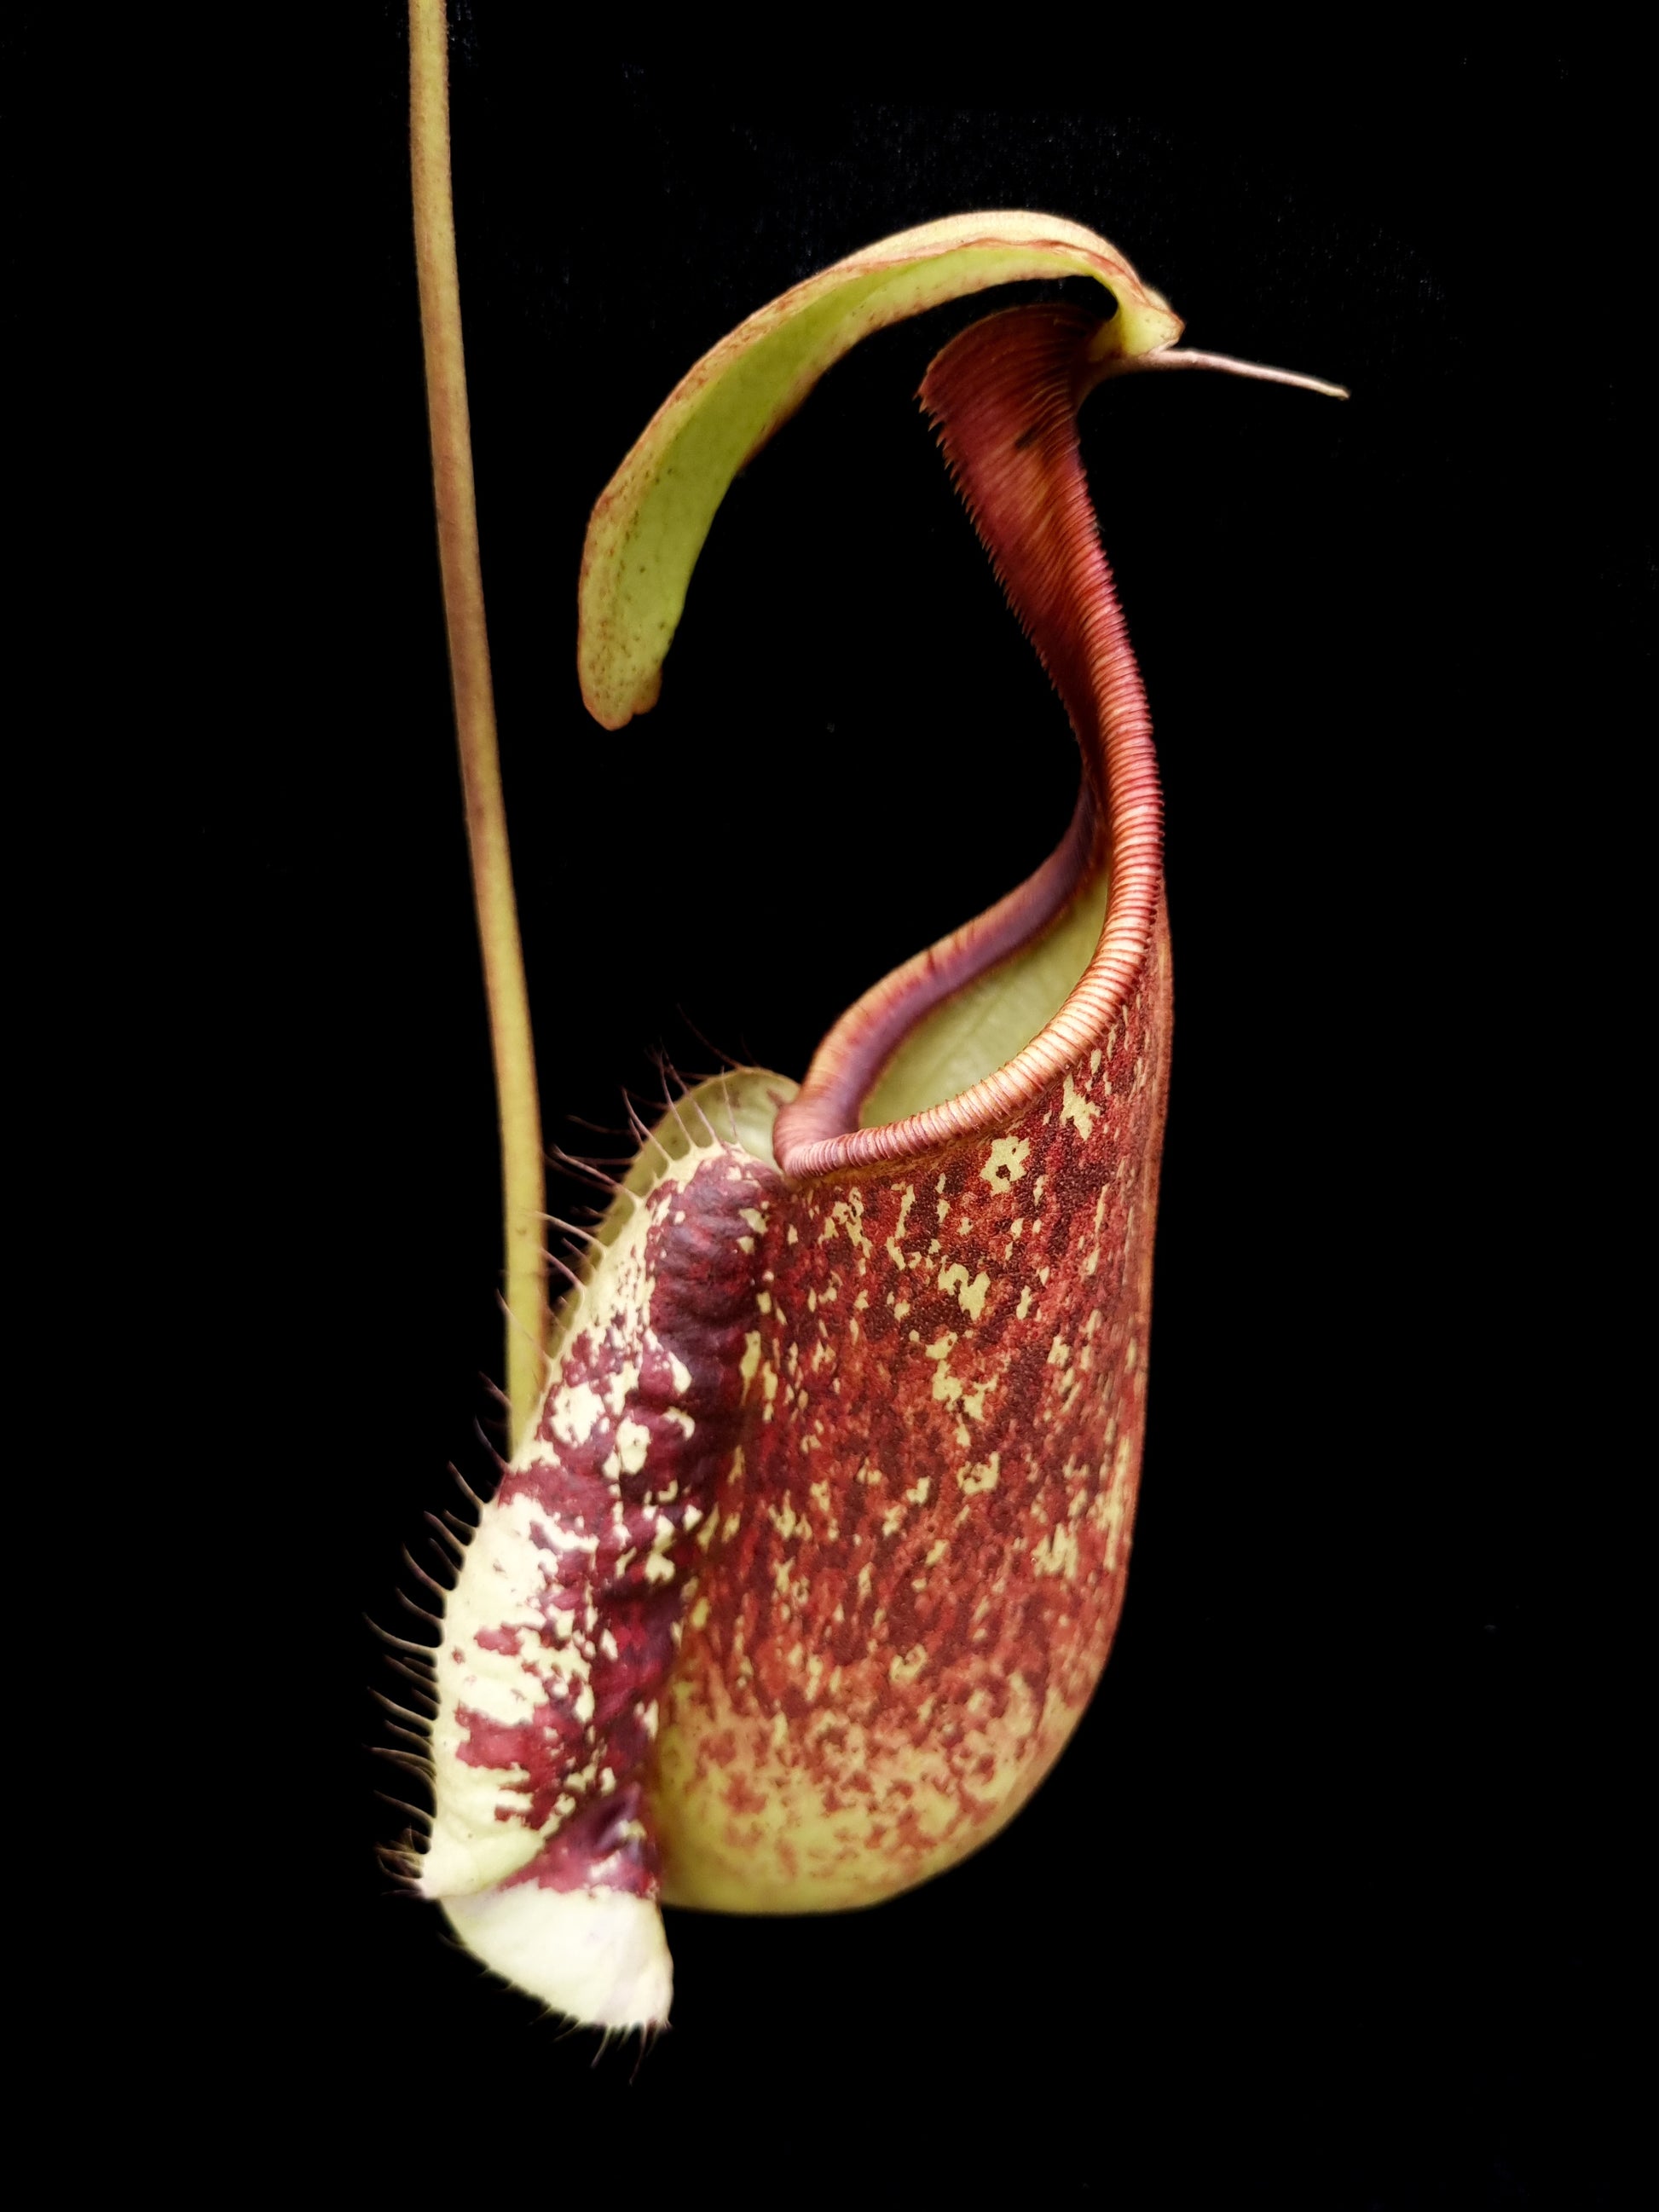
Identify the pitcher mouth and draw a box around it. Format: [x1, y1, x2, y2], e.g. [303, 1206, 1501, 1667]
[772, 791, 1132, 1181]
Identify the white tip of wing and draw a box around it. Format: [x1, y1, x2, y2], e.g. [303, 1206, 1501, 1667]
[442, 1884, 673, 2029]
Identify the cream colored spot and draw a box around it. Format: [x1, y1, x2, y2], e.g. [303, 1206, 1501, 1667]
[925, 1333, 963, 1406]
[1099, 1486, 1129, 1572]
[958, 1454, 1000, 1495]
[550, 1382, 605, 1447]
[821, 1194, 873, 1258]
[981, 1135, 1032, 1192]
[601, 1362, 639, 1418]
[1061, 1072, 1098, 1142]
[938, 1262, 991, 1320]
[1032, 1523, 1080, 1580]
[1016, 1285, 1033, 1320]
[887, 1187, 916, 1270]
[616, 1419, 650, 1475]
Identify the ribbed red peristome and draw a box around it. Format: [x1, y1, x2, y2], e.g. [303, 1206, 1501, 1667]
[774, 306, 1163, 1180]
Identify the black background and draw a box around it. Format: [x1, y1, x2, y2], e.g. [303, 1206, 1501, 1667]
[95, 14, 1657, 2203]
